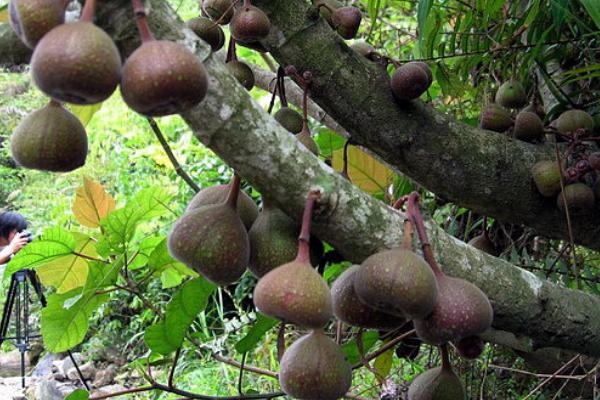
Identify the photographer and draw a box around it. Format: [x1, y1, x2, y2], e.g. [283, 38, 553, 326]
[0, 212, 30, 265]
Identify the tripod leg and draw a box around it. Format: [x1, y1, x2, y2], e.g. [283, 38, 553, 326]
[0, 275, 18, 345]
[67, 350, 91, 391]
[27, 270, 47, 307]
[20, 348, 25, 388]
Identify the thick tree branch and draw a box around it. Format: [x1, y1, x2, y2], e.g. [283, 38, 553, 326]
[93, 0, 600, 357]
[0, 24, 32, 67]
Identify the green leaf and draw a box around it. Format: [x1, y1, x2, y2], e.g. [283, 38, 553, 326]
[100, 186, 173, 251]
[580, 0, 600, 30]
[128, 235, 164, 270]
[4, 227, 76, 279]
[64, 389, 89, 400]
[145, 278, 216, 355]
[41, 289, 107, 352]
[373, 348, 394, 378]
[67, 103, 103, 127]
[148, 238, 197, 287]
[341, 331, 379, 364]
[0, 5, 8, 23]
[235, 313, 279, 353]
[417, 0, 433, 51]
[315, 129, 346, 159]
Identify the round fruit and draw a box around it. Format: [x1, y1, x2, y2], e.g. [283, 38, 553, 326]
[391, 62, 431, 101]
[296, 128, 319, 156]
[531, 160, 562, 198]
[226, 60, 255, 91]
[467, 234, 498, 256]
[274, 107, 303, 134]
[332, 6, 362, 40]
[513, 111, 544, 142]
[350, 41, 375, 58]
[203, 0, 234, 24]
[407, 366, 465, 400]
[9, 0, 65, 49]
[31, 21, 121, 104]
[495, 80, 527, 109]
[556, 183, 595, 214]
[187, 16, 225, 51]
[11, 101, 87, 172]
[279, 330, 352, 400]
[121, 40, 208, 116]
[555, 109, 594, 134]
[479, 103, 513, 133]
[230, 4, 270, 42]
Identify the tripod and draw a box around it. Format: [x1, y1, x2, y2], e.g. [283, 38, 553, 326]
[0, 269, 89, 390]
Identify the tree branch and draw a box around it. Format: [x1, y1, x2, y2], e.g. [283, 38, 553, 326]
[0, 24, 32, 68]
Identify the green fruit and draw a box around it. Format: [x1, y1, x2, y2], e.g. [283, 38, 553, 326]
[9, 0, 65, 49]
[479, 103, 513, 133]
[121, 40, 208, 116]
[555, 109, 594, 134]
[350, 41, 376, 58]
[532, 160, 562, 198]
[495, 80, 527, 109]
[31, 21, 121, 105]
[230, 4, 270, 42]
[225, 60, 255, 91]
[274, 107, 303, 134]
[279, 330, 352, 400]
[467, 234, 498, 257]
[513, 111, 544, 142]
[186, 183, 258, 230]
[556, 183, 595, 215]
[391, 62, 431, 101]
[353, 249, 438, 319]
[408, 366, 465, 400]
[187, 16, 225, 51]
[248, 203, 299, 278]
[253, 258, 332, 328]
[203, 0, 234, 24]
[168, 196, 249, 286]
[332, 265, 405, 329]
[296, 128, 320, 156]
[11, 101, 87, 172]
[414, 275, 493, 345]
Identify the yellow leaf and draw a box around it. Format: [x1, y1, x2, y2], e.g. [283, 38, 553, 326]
[37, 234, 97, 294]
[0, 6, 8, 23]
[67, 103, 103, 127]
[72, 178, 116, 228]
[373, 348, 394, 379]
[332, 146, 394, 194]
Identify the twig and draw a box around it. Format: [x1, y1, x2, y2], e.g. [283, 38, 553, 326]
[522, 355, 581, 400]
[146, 118, 201, 193]
[169, 347, 181, 388]
[351, 329, 416, 369]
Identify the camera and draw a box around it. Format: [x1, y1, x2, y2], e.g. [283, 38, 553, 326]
[20, 230, 33, 243]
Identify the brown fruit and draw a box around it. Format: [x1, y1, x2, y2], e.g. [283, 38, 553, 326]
[11, 101, 87, 172]
[296, 127, 320, 156]
[407, 366, 465, 400]
[589, 152, 600, 170]
[279, 330, 352, 400]
[531, 160, 562, 198]
[495, 80, 527, 109]
[513, 111, 544, 142]
[353, 249, 438, 319]
[522, 102, 545, 119]
[121, 40, 208, 116]
[31, 21, 121, 104]
[479, 103, 513, 132]
[391, 62, 431, 101]
[168, 179, 249, 286]
[467, 234, 498, 257]
[9, 0, 65, 49]
[248, 203, 298, 278]
[412, 61, 433, 87]
[414, 275, 493, 345]
[555, 109, 595, 134]
[556, 183, 595, 214]
[230, 3, 270, 42]
[274, 107, 303, 134]
[331, 6, 362, 40]
[253, 258, 332, 328]
[350, 41, 376, 58]
[187, 16, 225, 51]
[455, 336, 485, 359]
[312, 0, 343, 27]
[186, 182, 258, 230]
[225, 60, 255, 91]
[332, 265, 405, 329]
[202, 0, 234, 24]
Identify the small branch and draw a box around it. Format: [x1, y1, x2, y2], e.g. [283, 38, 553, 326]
[211, 352, 278, 379]
[169, 347, 181, 388]
[147, 118, 201, 193]
[352, 329, 416, 369]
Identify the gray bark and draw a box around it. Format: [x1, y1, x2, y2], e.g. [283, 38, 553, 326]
[91, 0, 600, 357]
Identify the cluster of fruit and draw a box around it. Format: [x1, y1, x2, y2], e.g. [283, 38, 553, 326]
[9, 0, 208, 172]
[169, 185, 492, 399]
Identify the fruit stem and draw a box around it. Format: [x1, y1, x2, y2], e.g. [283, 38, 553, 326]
[407, 192, 444, 277]
[225, 174, 241, 210]
[400, 219, 413, 250]
[131, 0, 155, 42]
[226, 37, 238, 63]
[80, 0, 96, 22]
[296, 190, 321, 263]
[342, 140, 350, 177]
[440, 344, 452, 372]
[315, 1, 335, 13]
[48, 99, 62, 108]
[278, 67, 288, 107]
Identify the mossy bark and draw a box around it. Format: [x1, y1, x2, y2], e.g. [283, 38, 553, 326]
[34, 0, 600, 357]
[0, 24, 32, 67]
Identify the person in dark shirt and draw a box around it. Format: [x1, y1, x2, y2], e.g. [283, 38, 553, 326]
[0, 212, 30, 265]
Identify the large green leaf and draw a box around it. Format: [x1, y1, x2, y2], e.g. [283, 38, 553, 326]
[580, 0, 600, 30]
[417, 0, 433, 51]
[145, 278, 216, 355]
[64, 389, 89, 400]
[315, 129, 345, 159]
[100, 186, 173, 251]
[4, 227, 76, 279]
[341, 331, 379, 364]
[235, 313, 279, 354]
[148, 238, 197, 288]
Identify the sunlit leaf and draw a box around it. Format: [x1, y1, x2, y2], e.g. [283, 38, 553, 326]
[0, 5, 8, 23]
[235, 313, 279, 354]
[72, 178, 116, 228]
[67, 103, 103, 127]
[64, 389, 89, 400]
[373, 348, 394, 378]
[331, 146, 394, 194]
